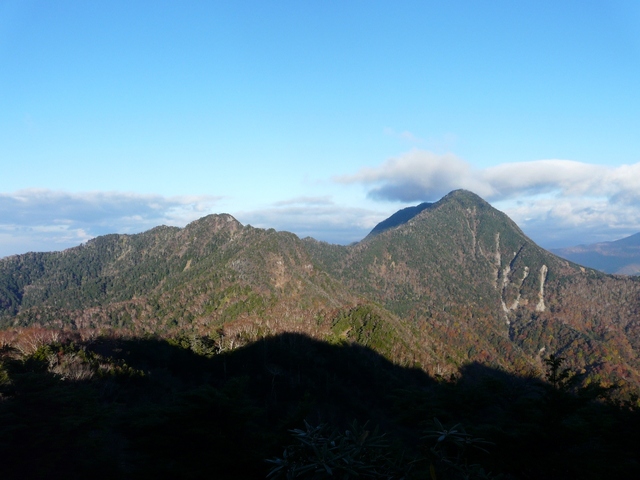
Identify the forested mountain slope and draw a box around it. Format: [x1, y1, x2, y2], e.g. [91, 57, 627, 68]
[2, 190, 640, 389]
[305, 190, 640, 385]
[0, 214, 424, 365]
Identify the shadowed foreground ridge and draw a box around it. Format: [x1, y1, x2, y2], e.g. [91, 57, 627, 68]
[1, 331, 639, 479]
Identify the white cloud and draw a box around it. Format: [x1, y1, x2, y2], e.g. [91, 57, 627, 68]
[0, 190, 222, 258]
[3, 152, 640, 257]
[238, 199, 388, 245]
[483, 160, 606, 198]
[497, 194, 640, 247]
[336, 150, 640, 247]
[0, 190, 387, 257]
[335, 150, 492, 201]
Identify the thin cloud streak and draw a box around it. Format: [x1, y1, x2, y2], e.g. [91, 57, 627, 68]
[238, 200, 387, 245]
[383, 127, 423, 144]
[272, 196, 334, 207]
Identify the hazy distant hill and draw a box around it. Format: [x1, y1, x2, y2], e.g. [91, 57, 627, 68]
[552, 232, 640, 275]
[2, 189, 640, 389]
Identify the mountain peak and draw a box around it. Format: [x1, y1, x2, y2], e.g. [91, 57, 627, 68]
[184, 213, 243, 235]
[438, 189, 492, 208]
[366, 190, 493, 239]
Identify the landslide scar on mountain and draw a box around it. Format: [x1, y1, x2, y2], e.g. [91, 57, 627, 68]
[536, 264, 548, 312]
[463, 206, 478, 257]
[494, 232, 501, 289]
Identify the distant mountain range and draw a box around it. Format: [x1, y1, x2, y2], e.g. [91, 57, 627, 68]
[2, 189, 640, 391]
[552, 232, 640, 275]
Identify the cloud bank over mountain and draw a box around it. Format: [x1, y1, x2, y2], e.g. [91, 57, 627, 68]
[337, 150, 640, 203]
[2, 152, 640, 258]
[0, 189, 383, 257]
[336, 150, 640, 247]
[0, 190, 221, 257]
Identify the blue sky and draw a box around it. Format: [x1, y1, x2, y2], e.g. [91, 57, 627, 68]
[1, 1, 640, 257]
